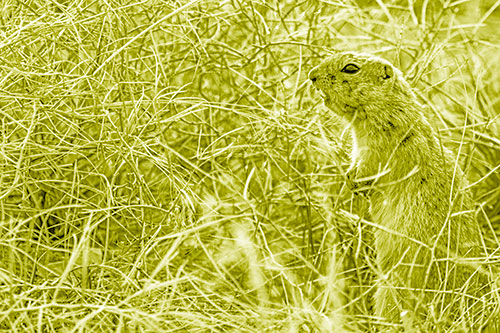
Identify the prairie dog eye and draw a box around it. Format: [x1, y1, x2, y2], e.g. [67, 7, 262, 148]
[341, 64, 360, 74]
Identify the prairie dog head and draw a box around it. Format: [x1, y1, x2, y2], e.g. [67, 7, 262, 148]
[309, 52, 413, 120]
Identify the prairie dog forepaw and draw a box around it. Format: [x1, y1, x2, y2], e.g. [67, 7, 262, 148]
[346, 168, 373, 195]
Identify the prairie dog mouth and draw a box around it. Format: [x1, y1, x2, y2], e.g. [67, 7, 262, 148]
[321, 91, 330, 103]
[316, 88, 330, 103]
[310, 80, 334, 106]
[311, 84, 327, 100]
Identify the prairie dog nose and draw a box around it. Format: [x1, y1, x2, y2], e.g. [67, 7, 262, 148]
[308, 67, 318, 82]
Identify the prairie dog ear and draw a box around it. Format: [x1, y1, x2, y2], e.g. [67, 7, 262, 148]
[381, 64, 393, 80]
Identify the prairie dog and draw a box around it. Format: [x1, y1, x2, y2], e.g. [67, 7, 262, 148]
[309, 51, 497, 331]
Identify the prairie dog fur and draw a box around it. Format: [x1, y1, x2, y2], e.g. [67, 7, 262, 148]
[309, 51, 497, 331]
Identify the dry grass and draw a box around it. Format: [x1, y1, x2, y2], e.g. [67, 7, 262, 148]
[0, 0, 499, 332]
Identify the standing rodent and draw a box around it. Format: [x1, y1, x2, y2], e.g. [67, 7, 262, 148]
[309, 51, 498, 331]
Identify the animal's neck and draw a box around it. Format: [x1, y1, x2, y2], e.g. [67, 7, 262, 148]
[350, 101, 424, 147]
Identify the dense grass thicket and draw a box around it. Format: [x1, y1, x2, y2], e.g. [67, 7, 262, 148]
[1, 0, 499, 331]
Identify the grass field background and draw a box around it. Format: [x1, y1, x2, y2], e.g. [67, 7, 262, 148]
[1, 0, 499, 331]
